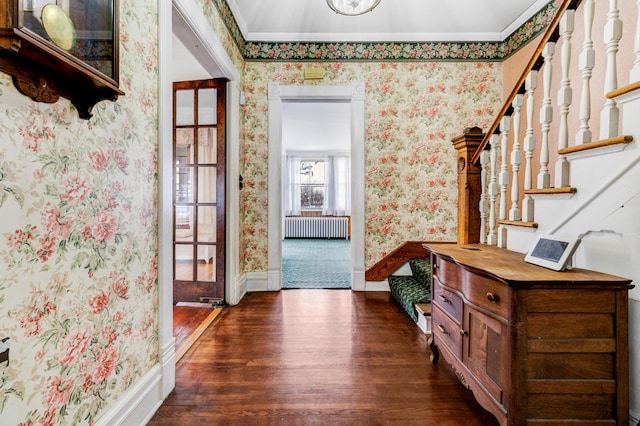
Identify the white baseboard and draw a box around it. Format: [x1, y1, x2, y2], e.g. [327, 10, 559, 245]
[364, 280, 390, 291]
[248, 273, 394, 292]
[227, 274, 248, 305]
[237, 274, 248, 301]
[95, 364, 163, 426]
[159, 339, 176, 399]
[246, 271, 269, 292]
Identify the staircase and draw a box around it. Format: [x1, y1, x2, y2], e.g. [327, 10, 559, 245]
[388, 258, 431, 333]
[452, 0, 640, 423]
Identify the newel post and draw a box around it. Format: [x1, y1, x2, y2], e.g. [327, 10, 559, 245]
[451, 127, 485, 244]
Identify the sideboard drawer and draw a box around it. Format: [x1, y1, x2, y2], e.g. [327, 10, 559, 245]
[432, 304, 462, 359]
[433, 276, 463, 323]
[433, 256, 463, 292]
[464, 272, 509, 318]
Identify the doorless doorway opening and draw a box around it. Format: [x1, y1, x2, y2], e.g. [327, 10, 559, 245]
[267, 83, 366, 291]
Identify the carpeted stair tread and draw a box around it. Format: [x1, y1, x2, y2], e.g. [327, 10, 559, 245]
[409, 257, 431, 289]
[388, 275, 430, 322]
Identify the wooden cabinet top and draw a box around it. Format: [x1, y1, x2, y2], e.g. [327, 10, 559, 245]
[424, 243, 633, 289]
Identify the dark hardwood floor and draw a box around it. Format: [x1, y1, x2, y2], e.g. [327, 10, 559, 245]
[151, 290, 499, 425]
[173, 304, 222, 361]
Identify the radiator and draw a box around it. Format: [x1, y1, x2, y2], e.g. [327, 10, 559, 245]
[284, 217, 349, 239]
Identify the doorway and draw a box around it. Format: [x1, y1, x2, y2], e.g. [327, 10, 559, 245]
[281, 101, 352, 289]
[267, 83, 366, 291]
[159, 0, 241, 381]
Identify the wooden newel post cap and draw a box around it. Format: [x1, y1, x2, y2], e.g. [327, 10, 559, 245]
[451, 127, 486, 245]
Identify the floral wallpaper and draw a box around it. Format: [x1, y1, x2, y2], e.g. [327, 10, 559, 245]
[195, 0, 244, 70]
[0, 0, 159, 424]
[240, 61, 502, 272]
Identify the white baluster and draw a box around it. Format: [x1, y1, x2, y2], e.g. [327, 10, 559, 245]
[510, 94, 524, 221]
[498, 116, 510, 221]
[522, 70, 537, 222]
[576, 0, 595, 145]
[556, 10, 574, 188]
[630, 0, 640, 81]
[479, 150, 489, 244]
[600, 0, 622, 139]
[497, 117, 510, 248]
[538, 42, 554, 189]
[487, 134, 500, 246]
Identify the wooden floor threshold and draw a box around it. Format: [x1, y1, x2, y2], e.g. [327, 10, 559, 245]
[175, 307, 223, 362]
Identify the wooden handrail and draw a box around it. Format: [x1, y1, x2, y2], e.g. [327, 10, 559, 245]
[365, 240, 454, 281]
[471, 0, 580, 165]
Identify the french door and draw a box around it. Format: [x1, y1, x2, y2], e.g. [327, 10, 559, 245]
[173, 79, 226, 304]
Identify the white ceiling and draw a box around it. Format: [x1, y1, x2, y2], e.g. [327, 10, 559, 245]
[172, 0, 548, 151]
[282, 101, 351, 153]
[226, 0, 548, 42]
[173, 0, 549, 81]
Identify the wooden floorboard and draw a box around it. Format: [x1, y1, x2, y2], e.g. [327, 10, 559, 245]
[152, 290, 499, 425]
[173, 304, 223, 361]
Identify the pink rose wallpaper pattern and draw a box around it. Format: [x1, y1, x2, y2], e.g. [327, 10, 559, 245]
[0, 0, 159, 424]
[239, 61, 502, 272]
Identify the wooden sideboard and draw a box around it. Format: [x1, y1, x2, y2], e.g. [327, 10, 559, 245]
[425, 243, 633, 426]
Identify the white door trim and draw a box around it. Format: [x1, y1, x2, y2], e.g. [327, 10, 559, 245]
[157, 0, 241, 401]
[267, 83, 366, 291]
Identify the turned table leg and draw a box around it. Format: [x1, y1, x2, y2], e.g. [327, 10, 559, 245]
[428, 334, 439, 365]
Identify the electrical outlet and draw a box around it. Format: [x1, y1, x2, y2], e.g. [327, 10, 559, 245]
[0, 337, 9, 369]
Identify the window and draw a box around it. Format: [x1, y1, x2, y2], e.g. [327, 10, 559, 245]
[283, 155, 350, 216]
[300, 160, 325, 209]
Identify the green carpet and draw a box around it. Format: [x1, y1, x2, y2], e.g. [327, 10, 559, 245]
[282, 239, 351, 289]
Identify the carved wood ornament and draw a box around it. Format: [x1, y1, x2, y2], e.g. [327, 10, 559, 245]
[0, 1, 124, 119]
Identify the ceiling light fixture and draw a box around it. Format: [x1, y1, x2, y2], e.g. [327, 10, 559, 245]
[326, 0, 381, 16]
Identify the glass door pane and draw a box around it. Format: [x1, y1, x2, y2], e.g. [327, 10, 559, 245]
[175, 89, 194, 125]
[197, 167, 216, 204]
[198, 88, 217, 125]
[198, 128, 216, 163]
[173, 79, 226, 303]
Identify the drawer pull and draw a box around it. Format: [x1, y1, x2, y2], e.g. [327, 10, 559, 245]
[460, 329, 468, 336]
[438, 295, 451, 304]
[437, 324, 449, 335]
[486, 292, 497, 302]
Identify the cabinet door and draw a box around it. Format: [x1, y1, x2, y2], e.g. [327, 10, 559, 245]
[462, 306, 508, 404]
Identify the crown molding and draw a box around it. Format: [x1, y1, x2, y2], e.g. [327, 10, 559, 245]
[213, 0, 559, 62]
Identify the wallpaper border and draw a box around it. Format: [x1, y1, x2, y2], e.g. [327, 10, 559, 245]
[216, 1, 559, 62]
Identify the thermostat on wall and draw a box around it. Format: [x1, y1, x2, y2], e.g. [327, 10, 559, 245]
[524, 234, 581, 271]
